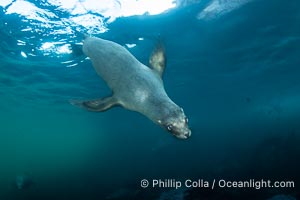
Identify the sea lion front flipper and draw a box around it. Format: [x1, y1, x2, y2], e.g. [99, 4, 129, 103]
[149, 42, 166, 78]
[70, 96, 119, 112]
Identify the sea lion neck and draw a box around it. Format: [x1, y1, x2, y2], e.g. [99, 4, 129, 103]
[145, 96, 179, 123]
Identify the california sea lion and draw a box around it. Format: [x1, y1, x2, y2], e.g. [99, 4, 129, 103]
[71, 36, 191, 139]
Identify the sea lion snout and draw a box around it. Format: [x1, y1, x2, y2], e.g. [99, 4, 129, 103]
[184, 129, 192, 138]
[160, 108, 191, 139]
[169, 126, 191, 139]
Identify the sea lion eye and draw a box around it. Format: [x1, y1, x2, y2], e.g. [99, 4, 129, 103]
[185, 117, 188, 123]
[167, 124, 173, 131]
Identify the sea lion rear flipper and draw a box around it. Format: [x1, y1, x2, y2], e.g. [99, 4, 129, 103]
[70, 96, 119, 112]
[149, 42, 166, 78]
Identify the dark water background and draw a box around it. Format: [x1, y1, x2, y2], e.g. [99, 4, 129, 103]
[0, 0, 300, 199]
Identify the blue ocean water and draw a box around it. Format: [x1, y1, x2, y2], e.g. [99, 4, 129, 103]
[0, 0, 299, 199]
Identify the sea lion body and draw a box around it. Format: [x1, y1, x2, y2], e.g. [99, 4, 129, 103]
[73, 36, 191, 139]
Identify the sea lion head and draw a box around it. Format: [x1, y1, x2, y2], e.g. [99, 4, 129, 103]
[158, 107, 191, 139]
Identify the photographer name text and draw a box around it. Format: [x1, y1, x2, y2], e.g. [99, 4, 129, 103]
[140, 179, 295, 190]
